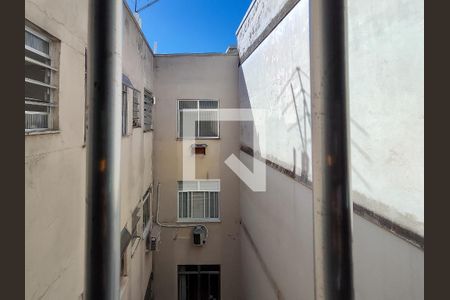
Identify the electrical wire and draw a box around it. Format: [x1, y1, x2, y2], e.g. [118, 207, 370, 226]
[154, 182, 209, 239]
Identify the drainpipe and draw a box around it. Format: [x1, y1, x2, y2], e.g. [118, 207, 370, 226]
[309, 0, 354, 299]
[84, 0, 122, 299]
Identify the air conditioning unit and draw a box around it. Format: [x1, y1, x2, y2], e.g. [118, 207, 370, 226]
[192, 225, 208, 246]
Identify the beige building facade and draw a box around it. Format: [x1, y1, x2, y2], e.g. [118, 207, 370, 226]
[152, 53, 242, 300]
[25, 1, 156, 299]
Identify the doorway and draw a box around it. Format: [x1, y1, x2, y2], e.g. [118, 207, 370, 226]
[178, 265, 220, 300]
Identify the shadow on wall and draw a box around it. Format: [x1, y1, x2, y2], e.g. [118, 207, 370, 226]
[240, 65, 313, 182]
[239, 62, 375, 190]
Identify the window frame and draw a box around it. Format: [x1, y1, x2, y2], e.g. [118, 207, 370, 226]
[122, 84, 129, 136]
[25, 24, 59, 134]
[132, 89, 141, 128]
[177, 180, 221, 223]
[178, 265, 221, 300]
[143, 89, 154, 132]
[131, 205, 141, 247]
[142, 187, 152, 239]
[176, 99, 220, 139]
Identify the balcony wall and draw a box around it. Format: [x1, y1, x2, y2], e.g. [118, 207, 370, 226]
[237, 0, 424, 299]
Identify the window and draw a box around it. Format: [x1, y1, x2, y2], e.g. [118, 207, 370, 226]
[122, 84, 128, 136]
[142, 188, 152, 251]
[143, 90, 154, 132]
[177, 100, 219, 138]
[131, 206, 141, 246]
[120, 227, 131, 277]
[133, 90, 141, 128]
[143, 188, 151, 230]
[25, 25, 59, 132]
[178, 180, 220, 221]
[178, 265, 220, 300]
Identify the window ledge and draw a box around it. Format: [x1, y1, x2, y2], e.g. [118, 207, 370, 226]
[177, 219, 222, 224]
[176, 137, 221, 141]
[25, 130, 60, 136]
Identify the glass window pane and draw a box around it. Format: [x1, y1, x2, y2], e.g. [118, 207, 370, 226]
[25, 30, 49, 54]
[25, 110, 49, 130]
[144, 91, 153, 131]
[133, 90, 141, 127]
[179, 100, 198, 109]
[25, 60, 51, 84]
[25, 82, 51, 103]
[199, 110, 218, 137]
[25, 49, 51, 65]
[192, 192, 205, 219]
[199, 100, 218, 109]
[179, 110, 198, 138]
[122, 88, 128, 135]
[179, 192, 190, 219]
[205, 193, 210, 218]
[210, 192, 219, 219]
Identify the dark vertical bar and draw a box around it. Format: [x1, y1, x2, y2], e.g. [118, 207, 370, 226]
[85, 0, 122, 299]
[309, 0, 354, 299]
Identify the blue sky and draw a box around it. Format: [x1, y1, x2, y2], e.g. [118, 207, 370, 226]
[127, 0, 252, 54]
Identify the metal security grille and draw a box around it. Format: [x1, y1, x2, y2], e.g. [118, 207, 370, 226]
[133, 89, 141, 128]
[178, 265, 220, 300]
[25, 26, 58, 132]
[177, 100, 219, 138]
[122, 85, 128, 135]
[131, 206, 141, 247]
[142, 188, 150, 229]
[178, 180, 220, 221]
[143, 90, 153, 132]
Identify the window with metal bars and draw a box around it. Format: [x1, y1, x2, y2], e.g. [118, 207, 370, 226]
[25, 24, 59, 132]
[142, 188, 151, 230]
[133, 89, 141, 128]
[178, 265, 220, 300]
[178, 180, 220, 221]
[143, 90, 154, 132]
[131, 206, 141, 247]
[122, 84, 128, 135]
[177, 100, 219, 138]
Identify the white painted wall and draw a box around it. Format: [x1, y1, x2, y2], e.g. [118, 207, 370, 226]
[237, 0, 298, 57]
[239, 0, 312, 182]
[240, 151, 424, 300]
[238, 0, 424, 235]
[237, 0, 424, 298]
[25, 2, 155, 300]
[348, 0, 424, 235]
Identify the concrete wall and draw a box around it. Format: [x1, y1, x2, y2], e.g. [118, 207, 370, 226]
[240, 151, 424, 300]
[25, 2, 155, 299]
[237, 0, 424, 299]
[25, 0, 88, 299]
[239, 152, 314, 300]
[348, 0, 424, 235]
[238, 0, 424, 234]
[120, 4, 155, 300]
[153, 54, 242, 300]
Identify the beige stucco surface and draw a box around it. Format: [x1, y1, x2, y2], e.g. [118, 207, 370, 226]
[153, 54, 242, 300]
[240, 151, 424, 300]
[25, 2, 155, 299]
[25, 1, 88, 299]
